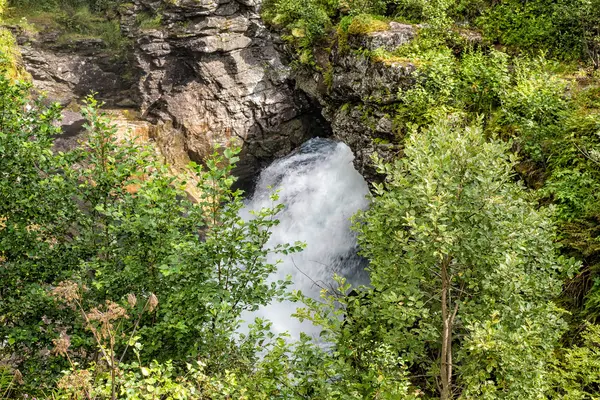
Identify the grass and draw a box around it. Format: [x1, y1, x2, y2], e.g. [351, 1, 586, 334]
[346, 14, 390, 35]
[336, 13, 391, 53]
[3, 4, 130, 58]
[3, 7, 63, 32]
[136, 11, 162, 30]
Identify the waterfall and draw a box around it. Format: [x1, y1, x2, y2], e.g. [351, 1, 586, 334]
[241, 138, 370, 340]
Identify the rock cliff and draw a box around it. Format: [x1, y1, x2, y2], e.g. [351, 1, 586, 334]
[12, 2, 425, 188]
[120, 0, 329, 190]
[294, 22, 418, 182]
[13, 28, 135, 107]
[10, 0, 328, 191]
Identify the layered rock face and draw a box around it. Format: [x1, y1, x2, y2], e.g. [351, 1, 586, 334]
[121, 0, 328, 189]
[294, 23, 418, 182]
[14, 29, 135, 107]
[12, 3, 422, 187]
[11, 0, 327, 191]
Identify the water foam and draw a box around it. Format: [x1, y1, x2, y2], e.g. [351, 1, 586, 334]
[241, 138, 370, 339]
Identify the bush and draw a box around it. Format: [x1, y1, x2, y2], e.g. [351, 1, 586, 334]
[0, 81, 302, 393]
[55, 5, 98, 33]
[498, 56, 568, 161]
[457, 49, 510, 114]
[352, 119, 572, 398]
[0, 28, 29, 80]
[477, 0, 600, 64]
[550, 324, 600, 398]
[262, 0, 337, 59]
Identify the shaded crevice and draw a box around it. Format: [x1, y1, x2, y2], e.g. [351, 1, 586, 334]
[232, 98, 332, 195]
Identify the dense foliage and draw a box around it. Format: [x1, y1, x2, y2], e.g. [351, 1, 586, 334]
[354, 120, 572, 398]
[0, 77, 418, 399]
[3, 0, 600, 398]
[262, 0, 600, 66]
[261, 0, 600, 396]
[0, 77, 302, 395]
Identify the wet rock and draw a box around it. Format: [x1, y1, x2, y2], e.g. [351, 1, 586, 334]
[54, 111, 87, 153]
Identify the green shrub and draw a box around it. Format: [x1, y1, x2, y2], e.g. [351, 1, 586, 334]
[449, 0, 489, 23]
[550, 324, 600, 398]
[458, 49, 510, 114]
[0, 83, 303, 392]
[476, 0, 600, 64]
[0, 28, 29, 80]
[262, 0, 337, 59]
[390, 0, 426, 22]
[353, 119, 572, 398]
[478, 1, 557, 53]
[55, 5, 101, 34]
[0, 366, 19, 398]
[498, 56, 568, 161]
[341, 0, 389, 16]
[98, 20, 129, 55]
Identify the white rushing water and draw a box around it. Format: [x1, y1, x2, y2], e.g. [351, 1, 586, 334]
[241, 138, 370, 340]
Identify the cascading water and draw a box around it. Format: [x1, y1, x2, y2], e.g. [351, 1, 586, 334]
[241, 138, 371, 340]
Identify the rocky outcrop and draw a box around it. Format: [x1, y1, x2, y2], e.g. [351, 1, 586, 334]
[294, 23, 418, 182]
[347, 22, 416, 52]
[10, 0, 327, 192]
[12, 28, 135, 106]
[12, 3, 423, 188]
[120, 0, 328, 190]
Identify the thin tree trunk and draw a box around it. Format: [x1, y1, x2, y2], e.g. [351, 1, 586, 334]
[440, 255, 453, 400]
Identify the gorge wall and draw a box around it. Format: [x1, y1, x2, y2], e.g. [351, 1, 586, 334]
[11, 0, 422, 187]
[293, 23, 418, 182]
[121, 0, 333, 189]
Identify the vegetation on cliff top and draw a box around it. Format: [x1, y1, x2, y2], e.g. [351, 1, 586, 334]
[3, 0, 129, 57]
[264, 0, 600, 323]
[263, 0, 600, 67]
[0, 0, 28, 80]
